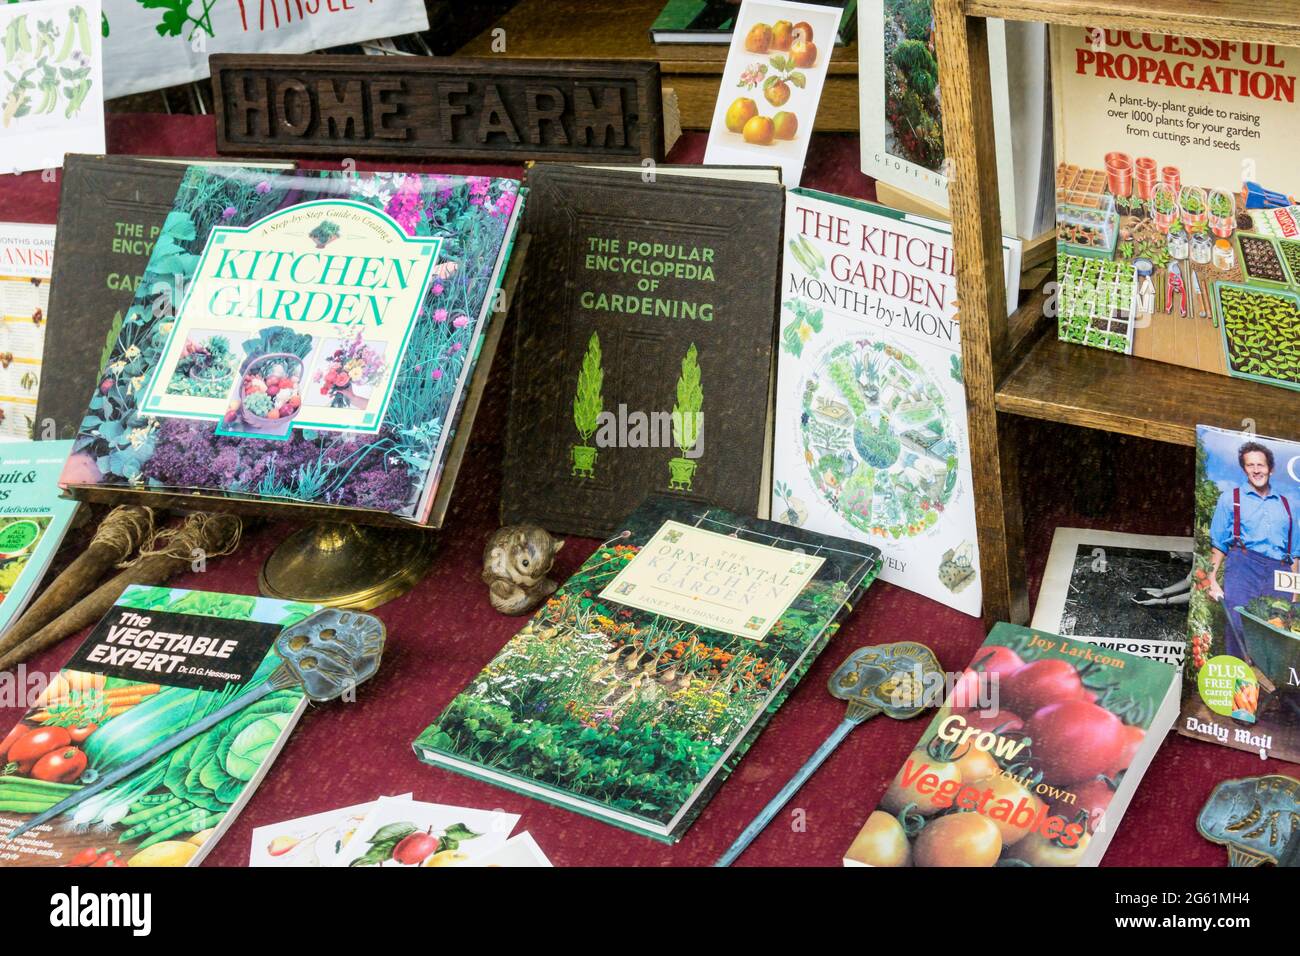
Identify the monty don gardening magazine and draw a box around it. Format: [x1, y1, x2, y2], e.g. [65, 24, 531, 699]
[771, 188, 1019, 617]
[59, 167, 522, 524]
[415, 495, 881, 842]
[0, 586, 317, 867]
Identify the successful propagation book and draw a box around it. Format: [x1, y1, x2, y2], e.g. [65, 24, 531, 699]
[59, 167, 523, 524]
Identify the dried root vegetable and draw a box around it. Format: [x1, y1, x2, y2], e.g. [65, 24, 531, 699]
[0, 513, 244, 672]
[0, 506, 156, 661]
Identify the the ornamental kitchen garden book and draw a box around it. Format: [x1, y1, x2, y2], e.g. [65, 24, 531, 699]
[1181, 425, 1300, 764]
[772, 188, 1019, 616]
[844, 622, 1178, 867]
[58, 166, 523, 524]
[1052, 29, 1300, 383]
[0, 439, 77, 637]
[0, 586, 316, 868]
[501, 163, 784, 540]
[37, 155, 292, 441]
[414, 495, 881, 842]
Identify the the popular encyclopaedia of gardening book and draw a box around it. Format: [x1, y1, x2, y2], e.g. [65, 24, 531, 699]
[1052, 30, 1300, 388]
[414, 495, 881, 843]
[844, 622, 1179, 867]
[0, 586, 316, 868]
[771, 188, 1019, 617]
[1181, 425, 1300, 764]
[59, 167, 523, 524]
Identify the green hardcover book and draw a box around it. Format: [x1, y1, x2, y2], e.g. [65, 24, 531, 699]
[651, 0, 856, 45]
[414, 495, 880, 842]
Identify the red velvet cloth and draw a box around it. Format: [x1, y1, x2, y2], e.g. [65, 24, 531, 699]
[0, 116, 1279, 867]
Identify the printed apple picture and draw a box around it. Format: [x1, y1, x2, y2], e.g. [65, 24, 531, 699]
[728, 20, 816, 146]
[348, 820, 483, 867]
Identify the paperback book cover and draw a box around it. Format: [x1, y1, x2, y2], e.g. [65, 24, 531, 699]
[772, 188, 1019, 616]
[1032, 528, 1192, 669]
[501, 163, 784, 540]
[1052, 29, 1300, 381]
[58, 167, 522, 524]
[0, 223, 53, 439]
[37, 155, 292, 441]
[415, 495, 881, 842]
[857, 0, 1052, 240]
[650, 0, 856, 45]
[0, 439, 76, 637]
[0, 585, 316, 867]
[845, 622, 1179, 867]
[1181, 425, 1300, 763]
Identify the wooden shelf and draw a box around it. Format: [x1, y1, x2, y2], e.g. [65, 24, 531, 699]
[962, 0, 1300, 44]
[996, 330, 1300, 446]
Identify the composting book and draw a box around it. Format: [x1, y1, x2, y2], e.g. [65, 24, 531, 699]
[0, 439, 77, 638]
[414, 495, 881, 843]
[58, 166, 523, 525]
[844, 622, 1178, 867]
[1051, 29, 1300, 385]
[772, 188, 1019, 616]
[1180, 425, 1300, 764]
[37, 155, 293, 441]
[501, 163, 785, 540]
[857, 0, 1054, 241]
[0, 585, 316, 868]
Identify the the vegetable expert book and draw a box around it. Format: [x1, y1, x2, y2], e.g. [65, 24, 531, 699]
[0, 439, 77, 638]
[58, 166, 523, 525]
[772, 188, 1019, 617]
[1181, 424, 1300, 764]
[415, 494, 881, 842]
[501, 163, 784, 540]
[0, 585, 317, 868]
[844, 622, 1178, 867]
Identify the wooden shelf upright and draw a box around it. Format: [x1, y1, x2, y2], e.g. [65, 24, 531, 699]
[932, 0, 1300, 626]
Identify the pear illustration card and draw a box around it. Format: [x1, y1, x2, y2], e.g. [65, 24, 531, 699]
[0, 0, 105, 174]
[248, 793, 412, 867]
[703, 0, 840, 186]
[330, 797, 519, 868]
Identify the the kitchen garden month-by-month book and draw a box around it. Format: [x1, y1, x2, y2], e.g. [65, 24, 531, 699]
[414, 495, 881, 843]
[59, 166, 522, 524]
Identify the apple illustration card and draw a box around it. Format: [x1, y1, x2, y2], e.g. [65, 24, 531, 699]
[330, 797, 519, 868]
[703, 0, 840, 186]
[248, 794, 412, 867]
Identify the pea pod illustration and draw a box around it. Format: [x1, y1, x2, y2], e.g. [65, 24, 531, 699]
[55, 6, 90, 62]
[34, 19, 59, 60]
[1, 66, 36, 127]
[60, 64, 91, 118]
[3, 15, 32, 63]
[36, 62, 59, 115]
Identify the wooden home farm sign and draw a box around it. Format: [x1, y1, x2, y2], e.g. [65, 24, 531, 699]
[211, 55, 664, 162]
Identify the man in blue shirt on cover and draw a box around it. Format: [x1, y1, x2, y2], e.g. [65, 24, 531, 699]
[1207, 440, 1297, 659]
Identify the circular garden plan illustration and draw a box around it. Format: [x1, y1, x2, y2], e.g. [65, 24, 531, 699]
[798, 337, 959, 539]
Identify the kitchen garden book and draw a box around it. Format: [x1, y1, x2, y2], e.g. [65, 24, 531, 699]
[0, 439, 77, 638]
[1052, 29, 1300, 383]
[57, 166, 523, 524]
[857, 0, 1053, 240]
[844, 622, 1178, 867]
[38, 155, 292, 441]
[501, 163, 784, 540]
[414, 495, 881, 843]
[1181, 425, 1300, 764]
[772, 188, 1019, 616]
[0, 585, 315, 867]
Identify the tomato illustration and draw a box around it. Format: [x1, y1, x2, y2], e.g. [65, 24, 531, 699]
[914, 812, 1002, 867]
[7, 726, 71, 772]
[1104, 723, 1146, 777]
[1009, 830, 1092, 866]
[880, 750, 961, 816]
[949, 706, 1024, 735]
[1024, 700, 1125, 786]
[67, 723, 97, 745]
[1000, 659, 1087, 716]
[949, 645, 1024, 709]
[31, 747, 87, 783]
[1052, 777, 1114, 834]
[0, 721, 30, 762]
[845, 811, 911, 867]
[977, 773, 1044, 846]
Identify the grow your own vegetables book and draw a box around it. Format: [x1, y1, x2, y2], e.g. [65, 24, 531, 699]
[59, 165, 523, 525]
[844, 622, 1178, 867]
[1180, 425, 1300, 764]
[0, 439, 77, 638]
[0, 585, 316, 867]
[414, 495, 881, 842]
[772, 188, 1019, 617]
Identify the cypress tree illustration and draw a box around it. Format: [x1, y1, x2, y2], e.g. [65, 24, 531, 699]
[571, 331, 603, 478]
[669, 343, 703, 489]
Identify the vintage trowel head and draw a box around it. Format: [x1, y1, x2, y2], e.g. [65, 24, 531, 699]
[1197, 774, 1300, 866]
[829, 641, 941, 724]
[273, 608, 386, 701]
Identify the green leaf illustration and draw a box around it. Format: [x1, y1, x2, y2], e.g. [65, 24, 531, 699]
[572, 331, 603, 443]
[671, 343, 703, 455]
